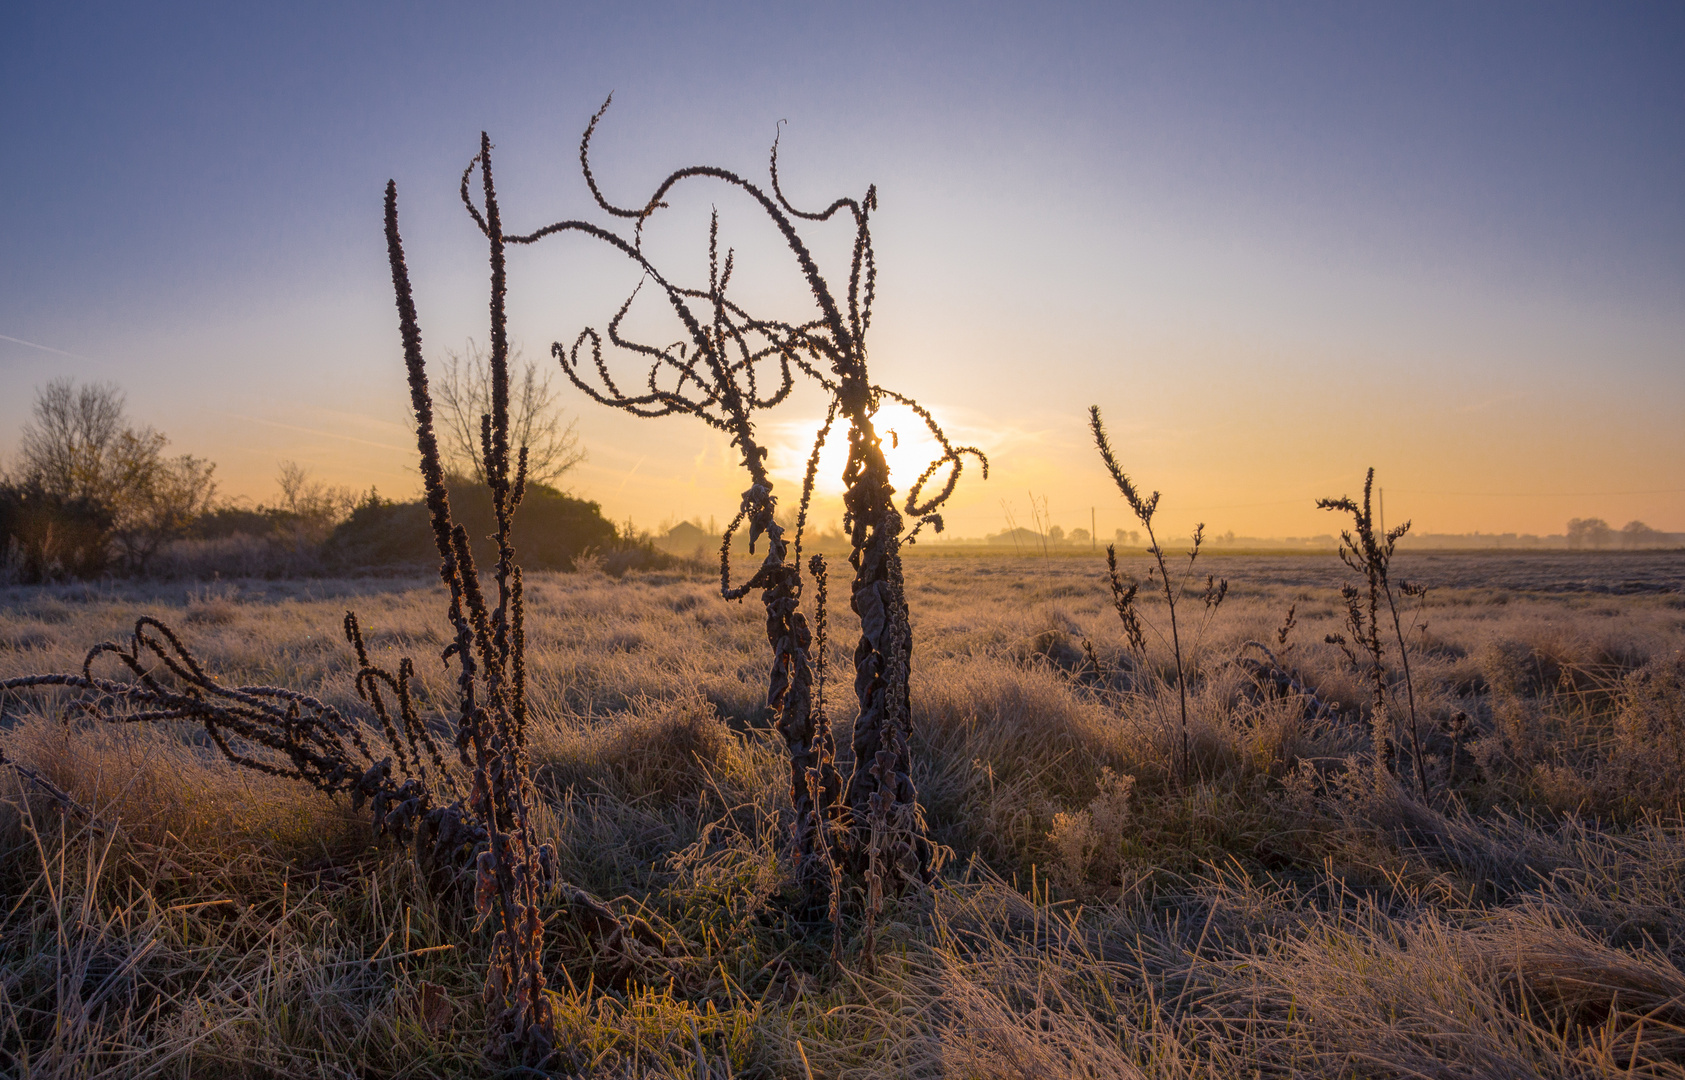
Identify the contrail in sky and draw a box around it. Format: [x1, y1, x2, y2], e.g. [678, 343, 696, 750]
[616, 456, 649, 492]
[231, 414, 412, 453]
[0, 333, 94, 362]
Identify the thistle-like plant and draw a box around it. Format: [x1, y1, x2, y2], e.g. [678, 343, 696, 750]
[1317, 468, 1427, 799]
[756, 124, 988, 886]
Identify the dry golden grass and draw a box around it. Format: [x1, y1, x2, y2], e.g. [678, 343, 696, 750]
[3, 553, 1684, 1077]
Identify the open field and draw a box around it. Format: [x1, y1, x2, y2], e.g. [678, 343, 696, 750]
[908, 548, 1685, 593]
[3, 550, 1685, 1077]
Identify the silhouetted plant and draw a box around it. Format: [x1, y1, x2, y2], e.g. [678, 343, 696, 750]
[1089, 406, 1223, 785]
[386, 156, 567, 1061]
[755, 121, 987, 887]
[535, 98, 985, 895]
[550, 199, 840, 909]
[1317, 467, 1427, 799]
[0, 614, 442, 817]
[1104, 545, 1147, 654]
[806, 552, 846, 960]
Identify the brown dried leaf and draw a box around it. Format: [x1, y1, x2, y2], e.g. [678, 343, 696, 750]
[405, 980, 455, 1036]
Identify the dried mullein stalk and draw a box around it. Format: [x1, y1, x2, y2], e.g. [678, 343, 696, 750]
[1090, 405, 1200, 785]
[547, 100, 985, 897]
[550, 198, 839, 907]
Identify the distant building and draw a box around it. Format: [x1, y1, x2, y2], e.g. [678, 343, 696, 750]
[988, 527, 1046, 547]
[664, 520, 709, 546]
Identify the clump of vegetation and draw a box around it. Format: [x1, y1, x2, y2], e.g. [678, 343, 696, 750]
[324, 478, 619, 574]
[0, 478, 112, 582]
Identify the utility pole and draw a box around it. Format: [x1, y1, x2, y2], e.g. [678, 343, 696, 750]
[1091, 507, 1096, 551]
[1379, 488, 1386, 538]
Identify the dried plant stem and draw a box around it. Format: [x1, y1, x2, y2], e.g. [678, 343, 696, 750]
[1157, 529, 1191, 783]
[859, 772, 891, 976]
[1089, 406, 1202, 786]
[549, 101, 986, 896]
[808, 554, 844, 941]
[0, 746, 99, 828]
[550, 197, 843, 900]
[1380, 577, 1426, 792]
[1318, 467, 1427, 799]
[741, 491, 836, 904]
[390, 159, 559, 1062]
[839, 411, 932, 880]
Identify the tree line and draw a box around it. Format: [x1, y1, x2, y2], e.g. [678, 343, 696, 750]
[1, 355, 625, 582]
[1566, 516, 1674, 550]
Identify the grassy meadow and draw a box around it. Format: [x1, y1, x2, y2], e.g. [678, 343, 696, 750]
[2, 550, 1684, 1077]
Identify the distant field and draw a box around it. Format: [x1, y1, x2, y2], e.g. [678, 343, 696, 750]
[3, 551, 1684, 1076]
[911, 547, 1685, 594]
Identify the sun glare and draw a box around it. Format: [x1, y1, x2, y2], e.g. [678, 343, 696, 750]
[767, 400, 965, 504]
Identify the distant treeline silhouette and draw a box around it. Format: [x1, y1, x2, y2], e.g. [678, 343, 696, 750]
[1, 379, 645, 582]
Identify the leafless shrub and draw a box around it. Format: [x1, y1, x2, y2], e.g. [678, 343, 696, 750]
[433, 342, 585, 489]
[275, 460, 358, 541]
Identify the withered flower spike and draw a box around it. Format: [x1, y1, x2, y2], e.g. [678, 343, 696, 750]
[544, 102, 992, 893]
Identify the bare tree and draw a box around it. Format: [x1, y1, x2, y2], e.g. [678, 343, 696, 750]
[276, 460, 357, 542]
[433, 342, 585, 488]
[17, 379, 130, 503]
[16, 378, 217, 574]
[110, 448, 218, 573]
[1567, 517, 1614, 550]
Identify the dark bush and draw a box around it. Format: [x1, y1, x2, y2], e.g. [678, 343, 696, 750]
[324, 480, 618, 571]
[0, 480, 114, 582]
[192, 505, 297, 539]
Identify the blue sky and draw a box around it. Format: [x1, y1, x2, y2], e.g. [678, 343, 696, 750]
[3, 2, 1681, 537]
